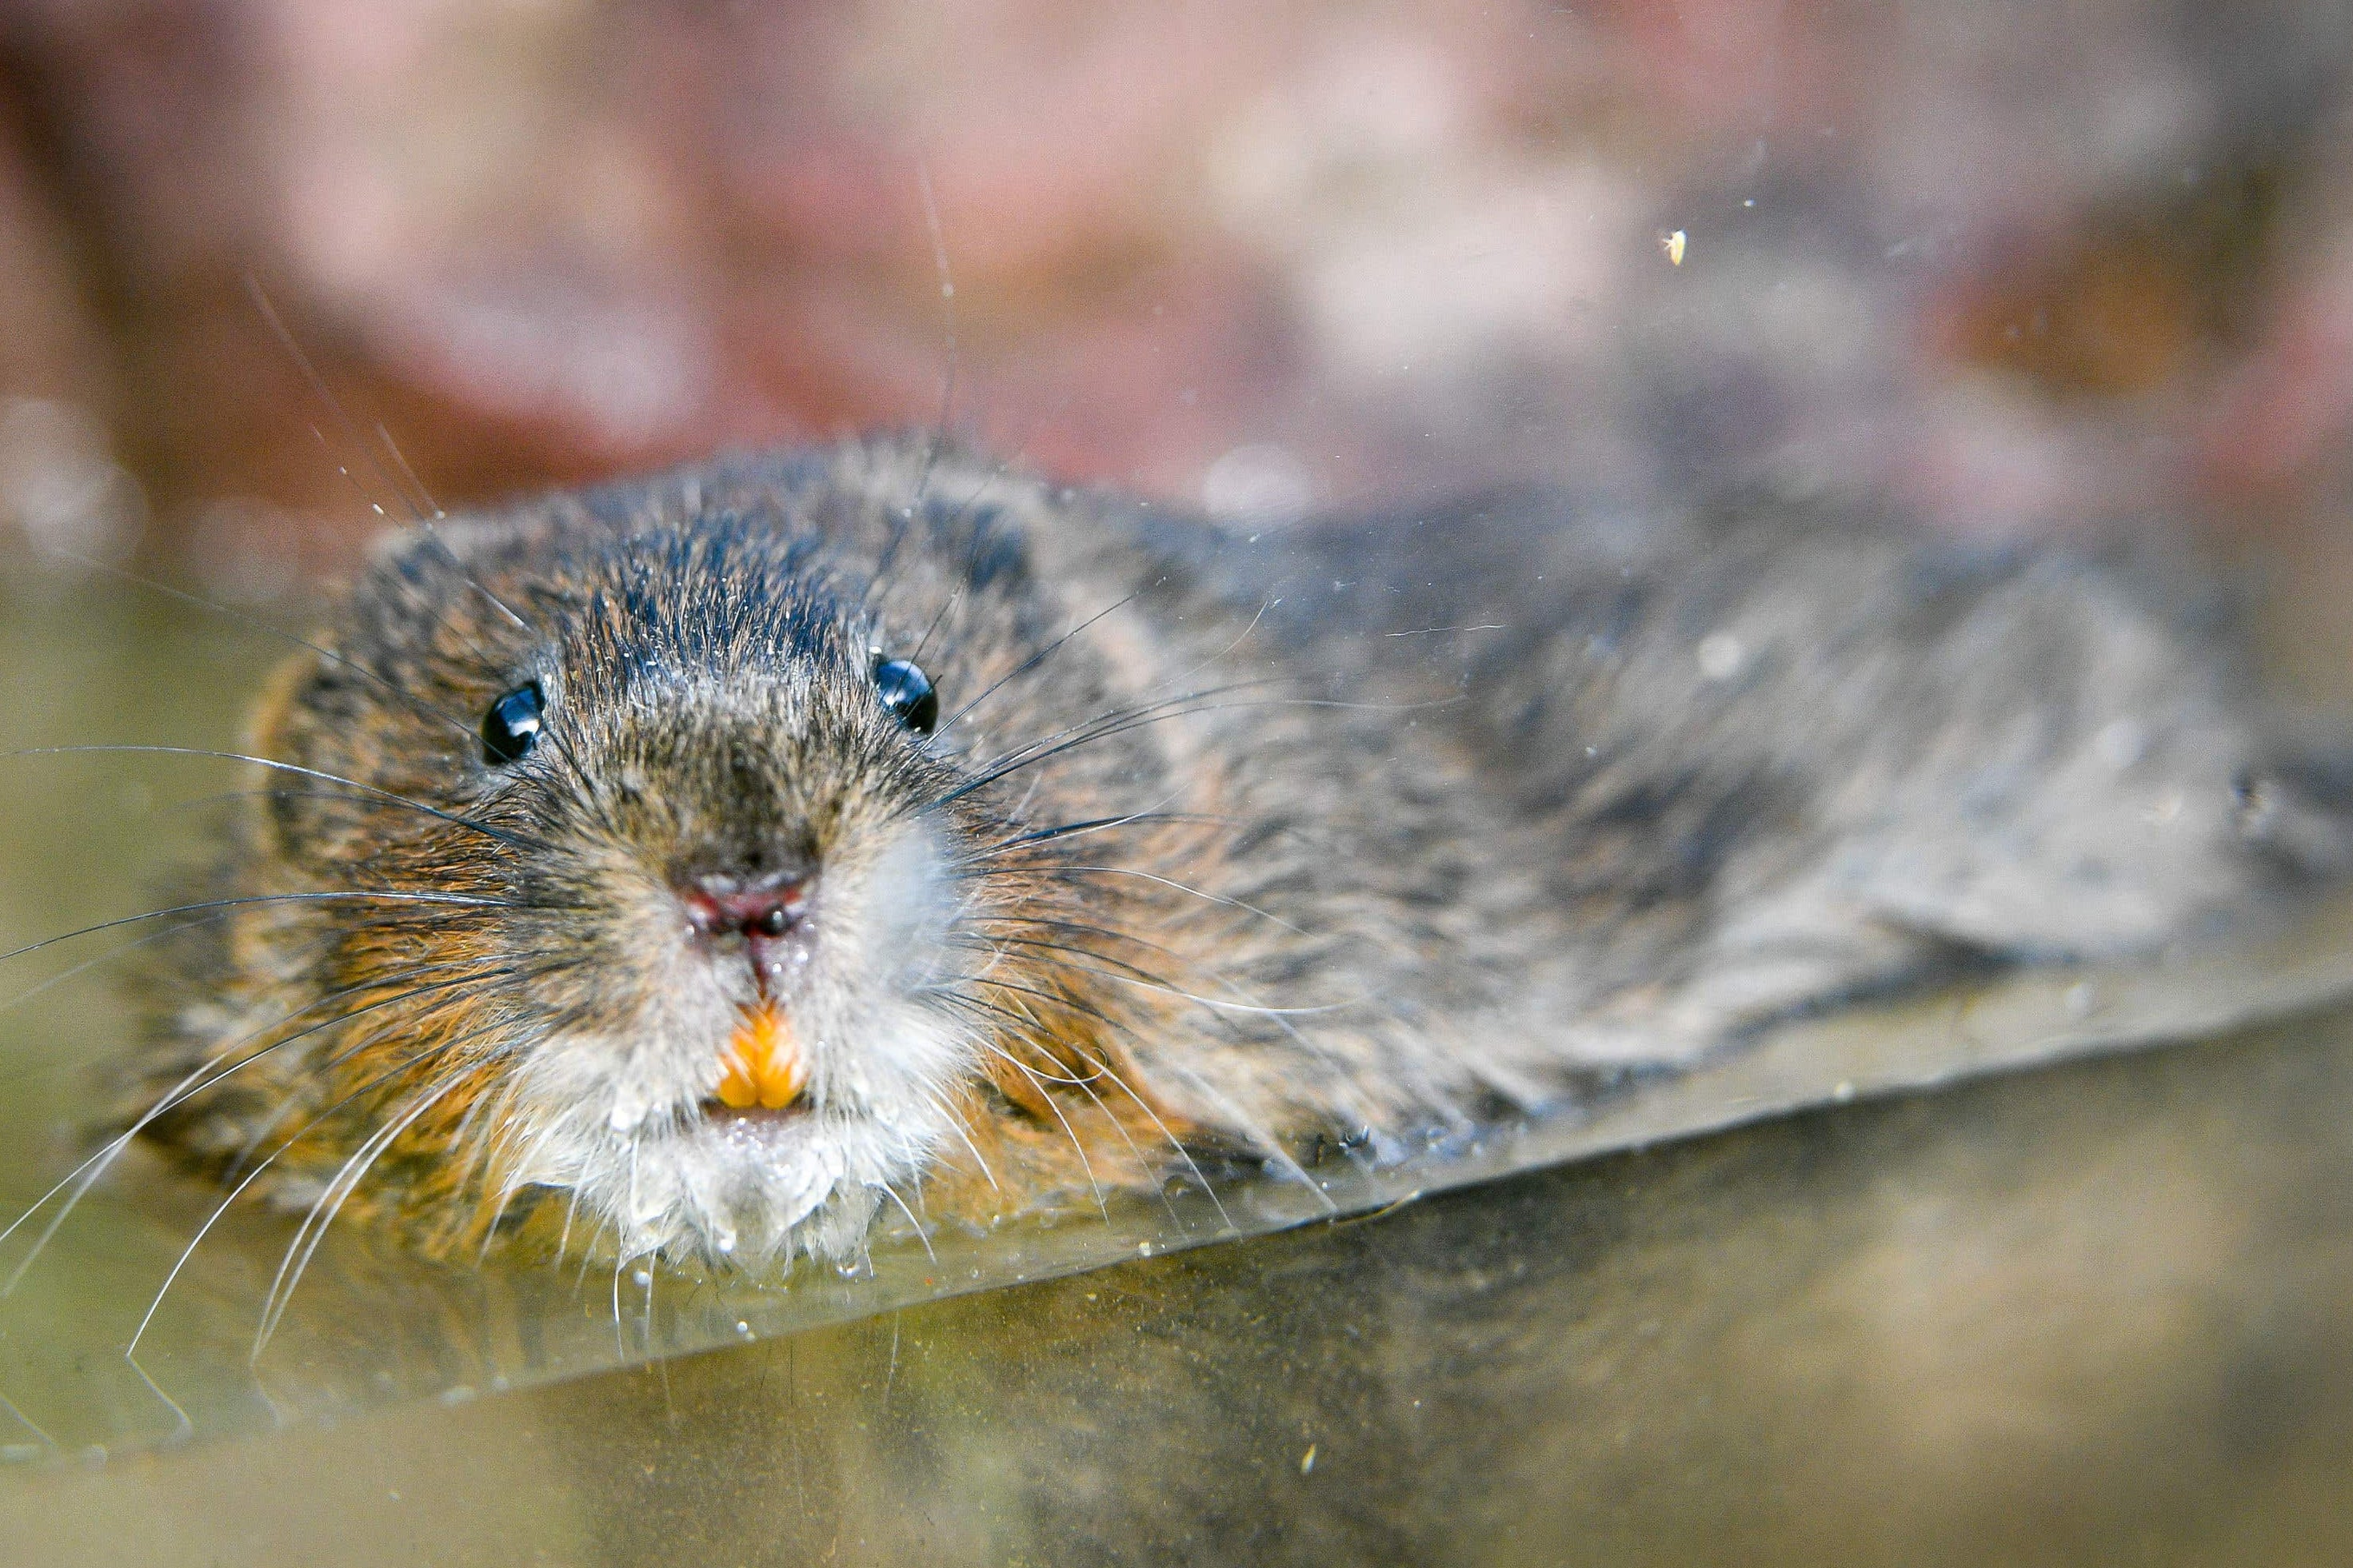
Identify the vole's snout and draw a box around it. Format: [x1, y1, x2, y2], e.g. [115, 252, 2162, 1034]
[677, 865, 813, 941]
[668, 852, 822, 1115]
[674, 860, 819, 990]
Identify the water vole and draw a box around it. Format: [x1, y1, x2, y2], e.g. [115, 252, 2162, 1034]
[119, 437, 2351, 1272]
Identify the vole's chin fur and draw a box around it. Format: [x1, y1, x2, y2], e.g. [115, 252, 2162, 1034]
[122, 433, 2349, 1283]
[497, 820, 969, 1268]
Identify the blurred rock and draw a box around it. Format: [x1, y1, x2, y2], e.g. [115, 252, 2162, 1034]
[0, 0, 2348, 570]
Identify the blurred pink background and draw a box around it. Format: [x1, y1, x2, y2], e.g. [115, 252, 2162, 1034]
[1, 0, 2351, 625]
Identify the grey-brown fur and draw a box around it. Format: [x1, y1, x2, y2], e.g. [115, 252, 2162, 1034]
[126, 437, 2349, 1268]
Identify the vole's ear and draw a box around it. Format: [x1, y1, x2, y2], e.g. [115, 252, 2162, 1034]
[945, 502, 1033, 594]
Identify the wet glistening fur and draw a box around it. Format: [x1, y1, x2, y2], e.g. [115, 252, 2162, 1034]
[111, 438, 2351, 1275]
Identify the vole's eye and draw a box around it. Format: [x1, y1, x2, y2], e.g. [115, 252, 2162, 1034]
[481, 681, 544, 766]
[873, 656, 938, 735]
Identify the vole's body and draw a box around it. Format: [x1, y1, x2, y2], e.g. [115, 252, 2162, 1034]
[128, 439, 2347, 1269]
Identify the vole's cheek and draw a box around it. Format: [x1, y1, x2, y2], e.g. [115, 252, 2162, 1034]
[838, 818, 963, 991]
[751, 818, 973, 1113]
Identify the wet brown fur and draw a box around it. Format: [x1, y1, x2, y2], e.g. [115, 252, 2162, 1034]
[120, 437, 2351, 1271]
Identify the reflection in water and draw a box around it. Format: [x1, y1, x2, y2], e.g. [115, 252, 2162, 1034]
[552, 1015, 2353, 1566]
[9, 1003, 2353, 1563]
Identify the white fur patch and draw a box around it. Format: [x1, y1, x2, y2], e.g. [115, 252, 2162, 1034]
[495, 816, 979, 1267]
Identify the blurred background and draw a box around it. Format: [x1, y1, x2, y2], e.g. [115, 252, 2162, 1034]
[1, 0, 2352, 624]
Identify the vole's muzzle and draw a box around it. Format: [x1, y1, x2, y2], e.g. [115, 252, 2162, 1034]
[674, 860, 819, 1112]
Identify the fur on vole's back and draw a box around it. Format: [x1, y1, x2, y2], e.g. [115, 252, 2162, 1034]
[122, 437, 2348, 1270]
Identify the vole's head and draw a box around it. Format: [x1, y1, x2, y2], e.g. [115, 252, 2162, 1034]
[190, 446, 1202, 1269]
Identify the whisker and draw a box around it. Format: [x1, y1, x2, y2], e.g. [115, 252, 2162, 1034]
[936, 992, 1176, 1216]
[126, 1352, 194, 1443]
[252, 1071, 471, 1356]
[1005, 771, 1048, 824]
[222, 956, 578, 1180]
[929, 680, 1309, 806]
[961, 976, 1138, 1059]
[641, 1253, 657, 1351]
[370, 421, 537, 636]
[987, 673, 1303, 760]
[910, 154, 960, 520]
[8, 745, 549, 852]
[126, 1014, 507, 1357]
[971, 913, 1210, 968]
[978, 1037, 1107, 1216]
[2, 963, 512, 1291]
[969, 916, 1364, 1068]
[961, 935, 1357, 1017]
[933, 1002, 1101, 1087]
[46, 550, 487, 749]
[370, 421, 444, 526]
[612, 1247, 628, 1356]
[557, 1175, 586, 1263]
[958, 808, 1236, 862]
[1135, 596, 1272, 708]
[950, 980, 1220, 1227]
[246, 278, 428, 525]
[445, 1072, 532, 1218]
[932, 590, 1142, 739]
[905, 581, 963, 668]
[474, 1177, 525, 1265]
[473, 1108, 571, 1265]
[945, 980, 1236, 1230]
[1135, 1054, 1332, 1217]
[951, 685, 1452, 807]
[1053, 1039, 1240, 1230]
[957, 862, 1308, 938]
[0, 904, 251, 1034]
[542, 727, 620, 831]
[913, 1083, 1000, 1192]
[945, 674, 1284, 784]
[145, 782, 584, 862]
[922, 982, 1115, 1203]
[951, 681, 1469, 809]
[0, 1387, 57, 1454]
[0, 890, 518, 972]
[250, 276, 537, 638]
[873, 1179, 938, 1264]
[616, 1135, 645, 1353]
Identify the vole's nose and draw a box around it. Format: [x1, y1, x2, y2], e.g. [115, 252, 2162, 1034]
[677, 865, 814, 941]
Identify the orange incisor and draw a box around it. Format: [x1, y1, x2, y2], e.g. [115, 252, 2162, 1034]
[716, 1001, 804, 1110]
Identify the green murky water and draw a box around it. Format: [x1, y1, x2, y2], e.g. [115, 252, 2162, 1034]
[5, 556, 2353, 1563]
